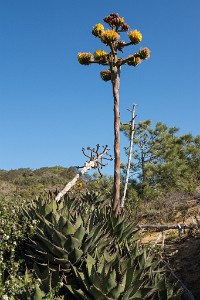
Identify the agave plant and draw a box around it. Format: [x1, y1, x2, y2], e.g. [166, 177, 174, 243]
[24, 194, 182, 299]
[66, 248, 182, 300]
[26, 201, 112, 273]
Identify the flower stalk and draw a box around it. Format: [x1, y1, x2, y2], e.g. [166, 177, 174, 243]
[77, 13, 150, 215]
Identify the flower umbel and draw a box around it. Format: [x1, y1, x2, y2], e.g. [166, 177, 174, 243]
[94, 50, 108, 63]
[139, 47, 151, 60]
[100, 70, 111, 81]
[127, 55, 142, 66]
[78, 52, 93, 65]
[101, 30, 120, 45]
[128, 30, 142, 44]
[92, 23, 104, 37]
[103, 13, 124, 28]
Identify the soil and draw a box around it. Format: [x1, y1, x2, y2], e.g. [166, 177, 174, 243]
[165, 234, 200, 299]
[139, 200, 200, 299]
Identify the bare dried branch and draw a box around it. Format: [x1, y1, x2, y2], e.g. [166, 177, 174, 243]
[121, 104, 137, 207]
[55, 145, 112, 202]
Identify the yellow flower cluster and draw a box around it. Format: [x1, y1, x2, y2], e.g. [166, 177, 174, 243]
[92, 23, 104, 37]
[94, 50, 108, 62]
[127, 55, 142, 66]
[77, 52, 93, 65]
[100, 70, 111, 81]
[101, 30, 120, 45]
[139, 47, 151, 60]
[128, 30, 142, 44]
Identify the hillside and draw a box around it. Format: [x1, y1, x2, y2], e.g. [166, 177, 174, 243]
[0, 166, 77, 202]
[0, 167, 199, 299]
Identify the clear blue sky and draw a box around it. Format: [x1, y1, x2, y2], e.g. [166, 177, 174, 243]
[0, 0, 200, 174]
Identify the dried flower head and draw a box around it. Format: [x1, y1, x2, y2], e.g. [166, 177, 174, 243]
[127, 55, 142, 66]
[139, 47, 151, 60]
[77, 52, 93, 65]
[104, 13, 125, 29]
[116, 40, 126, 52]
[104, 13, 119, 24]
[94, 50, 108, 63]
[128, 30, 142, 44]
[101, 30, 120, 45]
[92, 23, 105, 37]
[121, 23, 129, 32]
[100, 70, 111, 81]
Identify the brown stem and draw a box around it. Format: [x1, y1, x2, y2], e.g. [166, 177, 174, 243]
[111, 65, 121, 216]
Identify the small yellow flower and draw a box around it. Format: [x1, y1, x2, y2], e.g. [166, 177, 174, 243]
[94, 50, 108, 62]
[139, 47, 151, 60]
[77, 52, 93, 65]
[92, 23, 104, 37]
[100, 70, 111, 81]
[128, 30, 142, 44]
[78, 182, 83, 188]
[127, 55, 142, 66]
[101, 30, 120, 45]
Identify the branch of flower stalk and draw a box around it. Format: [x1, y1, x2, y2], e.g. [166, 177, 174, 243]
[90, 61, 109, 66]
[117, 54, 140, 67]
[122, 41, 134, 47]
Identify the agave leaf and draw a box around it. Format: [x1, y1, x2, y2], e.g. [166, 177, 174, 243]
[47, 200, 57, 213]
[53, 257, 70, 269]
[72, 265, 90, 291]
[111, 216, 122, 228]
[86, 254, 96, 277]
[121, 285, 134, 300]
[120, 223, 135, 241]
[65, 235, 80, 252]
[68, 247, 83, 265]
[97, 256, 105, 273]
[58, 215, 67, 231]
[104, 250, 117, 263]
[62, 219, 76, 236]
[128, 278, 144, 298]
[102, 268, 117, 293]
[75, 214, 84, 229]
[82, 236, 95, 254]
[51, 228, 68, 248]
[90, 285, 106, 300]
[129, 290, 142, 299]
[46, 212, 60, 227]
[113, 219, 124, 232]
[108, 271, 127, 298]
[67, 286, 93, 300]
[74, 224, 85, 244]
[28, 247, 54, 263]
[124, 266, 136, 290]
[35, 232, 68, 259]
[140, 287, 158, 299]
[94, 234, 111, 254]
[29, 239, 49, 254]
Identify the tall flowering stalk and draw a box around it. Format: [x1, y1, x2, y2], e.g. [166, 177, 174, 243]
[77, 13, 150, 216]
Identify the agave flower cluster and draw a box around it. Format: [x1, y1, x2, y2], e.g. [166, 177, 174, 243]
[77, 12, 150, 81]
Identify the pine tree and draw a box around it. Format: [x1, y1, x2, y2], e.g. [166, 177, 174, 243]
[122, 120, 200, 198]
